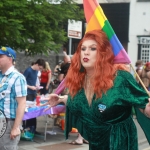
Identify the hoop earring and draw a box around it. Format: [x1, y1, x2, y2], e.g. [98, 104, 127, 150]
[79, 64, 85, 72]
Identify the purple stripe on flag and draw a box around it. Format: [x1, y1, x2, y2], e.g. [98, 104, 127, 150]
[114, 49, 130, 64]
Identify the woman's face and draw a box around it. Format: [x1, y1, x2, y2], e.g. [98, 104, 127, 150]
[80, 39, 97, 70]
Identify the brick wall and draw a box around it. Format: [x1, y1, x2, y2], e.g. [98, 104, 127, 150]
[15, 51, 64, 74]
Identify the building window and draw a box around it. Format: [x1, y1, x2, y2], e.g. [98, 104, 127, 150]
[137, 36, 150, 63]
[141, 45, 150, 63]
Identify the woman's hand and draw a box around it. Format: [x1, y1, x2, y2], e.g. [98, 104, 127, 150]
[46, 85, 49, 90]
[43, 94, 59, 111]
[43, 94, 68, 111]
[48, 94, 60, 107]
[144, 98, 150, 118]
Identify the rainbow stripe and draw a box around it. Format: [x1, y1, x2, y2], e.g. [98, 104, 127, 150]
[83, 0, 131, 64]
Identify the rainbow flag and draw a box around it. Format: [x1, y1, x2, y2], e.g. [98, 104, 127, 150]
[83, 0, 131, 64]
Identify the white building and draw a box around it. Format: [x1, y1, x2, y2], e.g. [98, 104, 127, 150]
[128, 0, 150, 66]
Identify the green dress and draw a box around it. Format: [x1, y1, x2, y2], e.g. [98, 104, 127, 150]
[65, 70, 149, 150]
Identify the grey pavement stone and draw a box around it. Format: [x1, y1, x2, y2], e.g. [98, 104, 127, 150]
[19, 116, 89, 150]
[19, 116, 150, 150]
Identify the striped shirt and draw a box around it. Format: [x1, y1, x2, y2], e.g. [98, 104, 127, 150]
[0, 66, 27, 118]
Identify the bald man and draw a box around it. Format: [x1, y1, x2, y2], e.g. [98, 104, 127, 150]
[58, 51, 71, 81]
[138, 62, 150, 91]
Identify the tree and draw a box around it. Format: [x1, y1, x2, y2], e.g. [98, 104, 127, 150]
[0, 0, 84, 55]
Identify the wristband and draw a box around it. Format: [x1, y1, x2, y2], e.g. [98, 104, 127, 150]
[59, 96, 65, 99]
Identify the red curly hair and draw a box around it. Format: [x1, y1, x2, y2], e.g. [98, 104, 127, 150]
[65, 30, 128, 98]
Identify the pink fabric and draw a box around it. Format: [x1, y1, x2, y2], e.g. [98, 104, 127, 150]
[54, 79, 65, 95]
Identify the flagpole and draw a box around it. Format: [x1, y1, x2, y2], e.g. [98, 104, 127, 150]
[130, 64, 150, 97]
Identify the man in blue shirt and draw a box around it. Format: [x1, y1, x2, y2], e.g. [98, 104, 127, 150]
[23, 59, 45, 131]
[0, 47, 27, 150]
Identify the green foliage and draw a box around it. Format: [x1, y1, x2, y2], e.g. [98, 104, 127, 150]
[0, 0, 84, 55]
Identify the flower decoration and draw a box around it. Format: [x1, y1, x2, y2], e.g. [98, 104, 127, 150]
[1, 47, 7, 51]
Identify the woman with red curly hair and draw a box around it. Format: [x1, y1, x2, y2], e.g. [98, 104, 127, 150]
[47, 30, 150, 150]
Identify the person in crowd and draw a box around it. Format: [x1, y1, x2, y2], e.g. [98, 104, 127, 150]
[31, 62, 41, 94]
[36, 70, 41, 95]
[31, 62, 42, 87]
[46, 30, 150, 150]
[58, 50, 71, 82]
[36, 70, 41, 87]
[40, 61, 51, 95]
[54, 60, 63, 76]
[23, 59, 45, 132]
[135, 60, 144, 82]
[50, 60, 63, 91]
[137, 62, 150, 91]
[0, 47, 27, 150]
[135, 60, 144, 73]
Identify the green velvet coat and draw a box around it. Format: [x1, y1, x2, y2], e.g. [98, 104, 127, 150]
[65, 70, 149, 150]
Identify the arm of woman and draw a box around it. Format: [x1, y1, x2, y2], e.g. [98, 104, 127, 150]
[58, 95, 68, 105]
[48, 94, 68, 106]
[46, 72, 51, 90]
[141, 98, 150, 118]
[120, 70, 150, 118]
[43, 94, 68, 111]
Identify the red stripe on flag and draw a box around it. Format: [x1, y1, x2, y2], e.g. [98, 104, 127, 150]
[83, 0, 98, 23]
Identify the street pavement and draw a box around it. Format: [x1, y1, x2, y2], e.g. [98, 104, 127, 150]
[18, 116, 150, 150]
[19, 116, 88, 150]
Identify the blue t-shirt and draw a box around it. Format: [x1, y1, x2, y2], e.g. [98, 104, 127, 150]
[23, 67, 38, 94]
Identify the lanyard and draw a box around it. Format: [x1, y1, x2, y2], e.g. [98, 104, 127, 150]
[0, 75, 8, 88]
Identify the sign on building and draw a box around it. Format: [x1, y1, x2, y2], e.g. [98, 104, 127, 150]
[138, 37, 150, 44]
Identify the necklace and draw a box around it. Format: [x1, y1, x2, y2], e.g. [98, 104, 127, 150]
[84, 75, 94, 105]
[0, 75, 8, 88]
